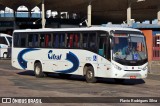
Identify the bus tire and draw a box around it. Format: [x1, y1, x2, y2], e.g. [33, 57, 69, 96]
[85, 66, 97, 83]
[44, 72, 50, 77]
[34, 62, 45, 78]
[3, 52, 7, 58]
[59, 73, 72, 79]
[114, 79, 125, 83]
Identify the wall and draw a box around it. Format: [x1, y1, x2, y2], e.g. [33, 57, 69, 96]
[141, 30, 153, 62]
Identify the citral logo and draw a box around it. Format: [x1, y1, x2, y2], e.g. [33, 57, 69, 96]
[48, 50, 62, 60]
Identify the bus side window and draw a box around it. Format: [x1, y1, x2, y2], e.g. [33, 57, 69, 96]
[99, 34, 107, 57]
[48, 34, 52, 47]
[33, 34, 39, 47]
[45, 35, 49, 47]
[52, 34, 55, 47]
[79, 33, 83, 48]
[82, 33, 88, 49]
[0, 36, 8, 45]
[54, 34, 59, 48]
[13, 34, 20, 47]
[28, 34, 33, 47]
[17, 33, 27, 47]
[89, 33, 97, 52]
[64, 33, 68, 48]
[66, 33, 73, 48]
[69, 34, 73, 48]
[59, 34, 65, 48]
[73, 34, 80, 48]
[40, 34, 45, 48]
[28, 34, 38, 47]
[45, 34, 52, 47]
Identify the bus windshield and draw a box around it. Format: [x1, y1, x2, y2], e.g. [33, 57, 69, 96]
[112, 34, 147, 65]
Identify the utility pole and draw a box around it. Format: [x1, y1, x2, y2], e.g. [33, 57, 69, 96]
[41, 0, 46, 28]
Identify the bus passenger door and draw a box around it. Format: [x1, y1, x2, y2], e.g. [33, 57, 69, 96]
[97, 33, 111, 78]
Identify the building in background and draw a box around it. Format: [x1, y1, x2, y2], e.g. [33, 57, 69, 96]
[0, 0, 160, 62]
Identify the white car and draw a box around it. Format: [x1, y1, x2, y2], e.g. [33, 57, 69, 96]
[0, 33, 12, 58]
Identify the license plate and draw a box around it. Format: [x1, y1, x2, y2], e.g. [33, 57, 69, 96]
[130, 76, 136, 79]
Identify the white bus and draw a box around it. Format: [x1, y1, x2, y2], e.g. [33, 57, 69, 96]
[12, 27, 148, 83]
[0, 33, 12, 58]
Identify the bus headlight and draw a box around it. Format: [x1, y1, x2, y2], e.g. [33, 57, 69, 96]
[114, 64, 122, 70]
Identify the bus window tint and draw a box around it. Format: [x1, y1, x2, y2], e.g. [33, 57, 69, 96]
[33, 34, 39, 47]
[20, 34, 27, 47]
[13, 34, 20, 47]
[52, 34, 55, 47]
[14, 33, 27, 47]
[73, 34, 80, 48]
[89, 33, 96, 52]
[48, 34, 53, 47]
[40, 34, 45, 47]
[82, 33, 88, 49]
[44, 34, 51, 47]
[54, 34, 59, 48]
[59, 34, 65, 48]
[69, 34, 73, 48]
[28, 34, 38, 47]
[39, 34, 52, 48]
[99, 34, 107, 57]
[45, 35, 49, 47]
[66, 33, 73, 48]
[0, 36, 8, 45]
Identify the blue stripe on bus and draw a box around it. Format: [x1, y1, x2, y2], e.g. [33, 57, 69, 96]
[18, 48, 39, 69]
[18, 49, 79, 73]
[56, 52, 80, 74]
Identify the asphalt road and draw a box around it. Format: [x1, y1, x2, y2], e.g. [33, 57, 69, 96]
[0, 59, 160, 106]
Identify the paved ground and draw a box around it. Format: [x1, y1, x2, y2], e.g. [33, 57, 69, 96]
[0, 59, 160, 106]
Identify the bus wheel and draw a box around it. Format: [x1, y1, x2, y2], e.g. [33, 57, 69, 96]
[34, 62, 45, 78]
[85, 66, 97, 83]
[59, 73, 72, 79]
[114, 79, 125, 84]
[3, 53, 7, 58]
[44, 72, 50, 77]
